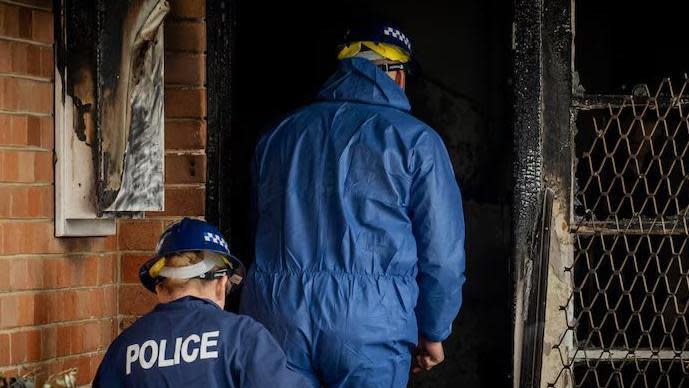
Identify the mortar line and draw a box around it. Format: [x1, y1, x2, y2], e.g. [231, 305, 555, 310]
[0, 72, 52, 83]
[0, 316, 116, 334]
[0, 0, 52, 11]
[0, 35, 52, 48]
[0, 110, 52, 117]
[0, 145, 52, 152]
[0, 283, 117, 296]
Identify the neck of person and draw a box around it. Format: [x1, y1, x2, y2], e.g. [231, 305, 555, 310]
[156, 282, 225, 309]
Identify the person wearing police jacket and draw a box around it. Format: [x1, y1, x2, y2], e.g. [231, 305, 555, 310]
[93, 218, 308, 387]
[240, 18, 466, 388]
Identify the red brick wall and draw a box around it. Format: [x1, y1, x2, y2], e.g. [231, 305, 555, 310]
[0, 0, 208, 384]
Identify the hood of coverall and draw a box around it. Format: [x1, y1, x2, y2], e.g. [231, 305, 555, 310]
[317, 57, 411, 112]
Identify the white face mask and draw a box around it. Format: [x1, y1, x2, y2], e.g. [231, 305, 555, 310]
[158, 252, 227, 279]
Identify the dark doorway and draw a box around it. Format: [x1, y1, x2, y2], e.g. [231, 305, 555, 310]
[208, 1, 514, 386]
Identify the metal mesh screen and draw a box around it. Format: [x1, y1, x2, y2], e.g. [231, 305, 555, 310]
[549, 78, 689, 387]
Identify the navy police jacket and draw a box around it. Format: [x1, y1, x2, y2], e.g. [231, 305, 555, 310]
[94, 296, 307, 387]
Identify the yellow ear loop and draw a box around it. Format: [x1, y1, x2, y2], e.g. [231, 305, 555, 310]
[337, 42, 363, 60]
[148, 258, 167, 278]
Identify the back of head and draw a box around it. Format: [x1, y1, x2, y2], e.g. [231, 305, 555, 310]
[158, 251, 206, 292]
[138, 218, 247, 308]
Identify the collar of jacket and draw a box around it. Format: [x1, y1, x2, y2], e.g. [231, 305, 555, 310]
[317, 58, 411, 112]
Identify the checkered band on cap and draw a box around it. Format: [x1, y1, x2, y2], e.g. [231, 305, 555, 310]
[204, 232, 229, 250]
[383, 27, 411, 51]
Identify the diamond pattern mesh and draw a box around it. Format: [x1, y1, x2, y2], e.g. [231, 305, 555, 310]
[549, 79, 689, 387]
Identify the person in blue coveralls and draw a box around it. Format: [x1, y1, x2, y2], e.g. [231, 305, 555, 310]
[93, 218, 308, 388]
[240, 18, 467, 388]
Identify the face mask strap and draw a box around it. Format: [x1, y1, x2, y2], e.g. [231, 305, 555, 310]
[377, 62, 407, 73]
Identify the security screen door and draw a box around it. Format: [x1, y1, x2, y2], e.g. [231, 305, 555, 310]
[539, 1, 689, 387]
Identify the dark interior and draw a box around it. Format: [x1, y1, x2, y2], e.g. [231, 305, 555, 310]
[228, 1, 513, 386]
[574, 1, 689, 95]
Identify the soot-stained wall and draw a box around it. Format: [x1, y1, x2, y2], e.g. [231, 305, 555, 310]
[230, 1, 513, 386]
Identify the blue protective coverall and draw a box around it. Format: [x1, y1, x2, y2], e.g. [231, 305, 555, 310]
[240, 58, 466, 387]
[93, 296, 307, 388]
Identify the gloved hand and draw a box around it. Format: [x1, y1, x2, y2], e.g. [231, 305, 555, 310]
[411, 337, 445, 373]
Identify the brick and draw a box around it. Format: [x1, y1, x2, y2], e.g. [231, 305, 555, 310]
[31, 10, 53, 44]
[0, 40, 9, 71]
[165, 52, 205, 85]
[9, 258, 29, 290]
[121, 254, 150, 284]
[164, 21, 206, 52]
[40, 44, 53, 79]
[0, 41, 52, 78]
[0, 260, 9, 292]
[41, 325, 56, 359]
[153, 186, 205, 216]
[39, 116, 52, 148]
[17, 7, 31, 40]
[0, 221, 116, 255]
[165, 153, 206, 184]
[119, 285, 157, 316]
[9, 331, 26, 364]
[17, 293, 34, 325]
[118, 219, 164, 251]
[0, 114, 52, 148]
[10, 184, 30, 216]
[0, 76, 52, 113]
[0, 333, 9, 366]
[55, 257, 71, 288]
[104, 285, 117, 316]
[97, 254, 116, 285]
[82, 321, 100, 352]
[165, 120, 206, 150]
[56, 325, 70, 357]
[59, 290, 77, 322]
[70, 323, 84, 354]
[27, 185, 53, 217]
[71, 353, 97, 386]
[26, 116, 42, 145]
[0, 294, 19, 328]
[99, 319, 115, 349]
[9, 329, 42, 363]
[83, 256, 100, 286]
[168, 0, 205, 19]
[0, 151, 18, 182]
[74, 288, 107, 319]
[41, 257, 58, 288]
[0, 186, 52, 218]
[26, 328, 41, 362]
[0, 188, 10, 216]
[165, 87, 206, 118]
[0, 4, 20, 38]
[26, 258, 45, 289]
[33, 150, 52, 181]
[0, 150, 53, 183]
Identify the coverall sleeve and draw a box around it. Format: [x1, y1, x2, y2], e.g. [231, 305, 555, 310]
[409, 130, 466, 342]
[236, 323, 310, 387]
